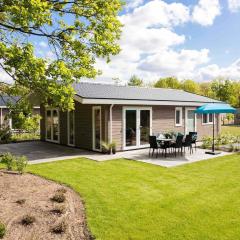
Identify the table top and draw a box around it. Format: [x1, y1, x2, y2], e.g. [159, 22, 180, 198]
[157, 138, 175, 142]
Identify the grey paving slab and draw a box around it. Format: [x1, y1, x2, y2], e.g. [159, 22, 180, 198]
[0, 141, 233, 167]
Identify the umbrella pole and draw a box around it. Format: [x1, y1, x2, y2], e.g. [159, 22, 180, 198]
[206, 113, 220, 155]
[212, 113, 215, 153]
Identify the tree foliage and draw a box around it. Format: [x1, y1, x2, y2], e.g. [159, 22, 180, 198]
[8, 98, 40, 132]
[153, 76, 240, 108]
[154, 77, 180, 89]
[181, 79, 200, 94]
[0, 0, 123, 110]
[128, 75, 143, 87]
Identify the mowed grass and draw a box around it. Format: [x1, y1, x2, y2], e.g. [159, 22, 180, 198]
[221, 125, 240, 136]
[28, 155, 240, 240]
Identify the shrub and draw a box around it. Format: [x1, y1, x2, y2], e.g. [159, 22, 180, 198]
[51, 221, 67, 234]
[51, 205, 65, 215]
[201, 136, 212, 149]
[51, 193, 66, 203]
[1, 152, 15, 171]
[15, 156, 28, 174]
[56, 188, 67, 194]
[0, 222, 6, 239]
[0, 126, 12, 143]
[21, 215, 36, 226]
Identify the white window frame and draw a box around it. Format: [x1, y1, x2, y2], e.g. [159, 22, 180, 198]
[67, 110, 75, 146]
[202, 113, 214, 125]
[185, 107, 197, 135]
[92, 106, 102, 152]
[122, 106, 152, 150]
[175, 107, 183, 127]
[45, 108, 60, 143]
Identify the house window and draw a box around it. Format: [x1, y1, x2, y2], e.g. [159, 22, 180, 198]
[175, 107, 182, 126]
[208, 113, 213, 123]
[202, 114, 208, 124]
[202, 113, 213, 124]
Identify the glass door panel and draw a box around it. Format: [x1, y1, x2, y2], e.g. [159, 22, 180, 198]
[140, 110, 150, 146]
[68, 110, 75, 145]
[125, 110, 137, 147]
[52, 110, 59, 141]
[187, 110, 195, 133]
[93, 107, 101, 151]
[46, 110, 52, 140]
[46, 109, 59, 142]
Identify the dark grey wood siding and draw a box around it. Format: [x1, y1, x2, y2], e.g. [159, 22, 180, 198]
[75, 103, 93, 150]
[59, 111, 68, 145]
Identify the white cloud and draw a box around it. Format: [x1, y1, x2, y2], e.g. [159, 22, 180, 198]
[94, 0, 226, 83]
[197, 59, 240, 81]
[228, 0, 240, 12]
[121, 0, 190, 28]
[192, 0, 221, 26]
[138, 49, 210, 77]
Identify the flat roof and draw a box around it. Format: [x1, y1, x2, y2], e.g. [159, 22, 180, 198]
[73, 82, 222, 104]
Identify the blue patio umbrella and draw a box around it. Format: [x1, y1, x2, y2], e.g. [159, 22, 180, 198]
[195, 103, 236, 154]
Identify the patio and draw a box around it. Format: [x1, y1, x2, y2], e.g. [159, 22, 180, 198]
[0, 141, 231, 167]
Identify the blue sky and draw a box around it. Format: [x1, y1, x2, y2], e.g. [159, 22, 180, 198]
[3, 0, 239, 84]
[93, 0, 240, 83]
[173, 0, 240, 67]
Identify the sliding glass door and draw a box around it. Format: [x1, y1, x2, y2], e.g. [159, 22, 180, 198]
[125, 110, 137, 147]
[140, 110, 150, 146]
[123, 107, 152, 150]
[46, 109, 59, 143]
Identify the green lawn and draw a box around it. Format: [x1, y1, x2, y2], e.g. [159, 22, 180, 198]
[221, 125, 240, 136]
[26, 154, 240, 240]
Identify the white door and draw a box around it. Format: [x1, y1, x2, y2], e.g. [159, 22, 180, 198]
[123, 107, 152, 150]
[185, 108, 196, 134]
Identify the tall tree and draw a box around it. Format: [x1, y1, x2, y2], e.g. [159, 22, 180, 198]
[128, 75, 143, 87]
[0, 0, 123, 110]
[199, 82, 214, 98]
[154, 77, 180, 89]
[211, 78, 235, 105]
[181, 79, 200, 94]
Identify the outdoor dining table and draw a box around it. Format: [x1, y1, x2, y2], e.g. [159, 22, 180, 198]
[156, 138, 176, 157]
[157, 138, 175, 143]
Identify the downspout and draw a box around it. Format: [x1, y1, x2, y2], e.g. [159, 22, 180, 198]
[109, 104, 114, 143]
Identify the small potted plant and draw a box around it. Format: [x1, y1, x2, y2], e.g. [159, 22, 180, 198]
[101, 141, 111, 154]
[110, 142, 117, 154]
